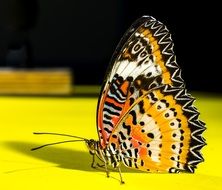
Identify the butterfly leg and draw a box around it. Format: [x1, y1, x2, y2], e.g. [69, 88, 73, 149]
[91, 154, 110, 177]
[104, 161, 110, 178]
[117, 165, 125, 184]
[96, 163, 105, 167]
[91, 154, 97, 168]
[94, 161, 110, 177]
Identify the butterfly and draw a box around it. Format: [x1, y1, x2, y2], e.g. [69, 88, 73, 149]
[32, 15, 206, 184]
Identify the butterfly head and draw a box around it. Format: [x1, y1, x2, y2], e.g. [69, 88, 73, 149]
[85, 139, 98, 155]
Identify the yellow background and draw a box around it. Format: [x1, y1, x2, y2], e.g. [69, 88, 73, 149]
[0, 92, 221, 189]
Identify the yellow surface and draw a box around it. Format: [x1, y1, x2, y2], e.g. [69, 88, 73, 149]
[0, 93, 221, 190]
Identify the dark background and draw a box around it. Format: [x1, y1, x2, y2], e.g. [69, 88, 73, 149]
[0, 0, 220, 92]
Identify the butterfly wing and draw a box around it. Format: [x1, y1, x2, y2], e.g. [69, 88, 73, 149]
[97, 15, 184, 148]
[108, 85, 205, 172]
[97, 16, 206, 172]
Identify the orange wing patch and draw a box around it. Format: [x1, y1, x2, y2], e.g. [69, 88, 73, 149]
[112, 87, 196, 172]
[137, 27, 172, 85]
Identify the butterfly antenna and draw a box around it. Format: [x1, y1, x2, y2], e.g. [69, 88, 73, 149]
[33, 132, 87, 140]
[31, 139, 85, 151]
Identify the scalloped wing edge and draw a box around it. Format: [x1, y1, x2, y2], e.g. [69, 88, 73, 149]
[162, 85, 206, 172]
